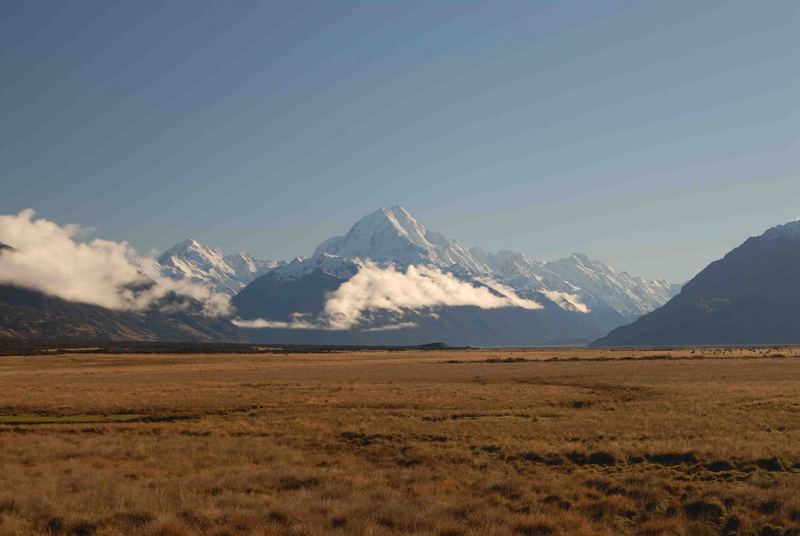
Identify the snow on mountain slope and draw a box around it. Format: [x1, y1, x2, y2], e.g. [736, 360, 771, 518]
[310, 206, 490, 274]
[269, 253, 359, 282]
[543, 254, 679, 319]
[471, 248, 550, 288]
[159, 239, 280, 295]
[471, 248, 678, 319]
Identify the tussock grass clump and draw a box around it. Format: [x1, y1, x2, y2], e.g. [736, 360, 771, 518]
[277, 476, 319, 491]
[683, 497, 726, 521]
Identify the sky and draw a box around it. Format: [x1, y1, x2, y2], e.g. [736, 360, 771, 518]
[1, 1, 798, 282]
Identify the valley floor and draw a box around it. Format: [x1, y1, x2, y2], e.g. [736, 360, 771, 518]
[1, 347, 800, 535]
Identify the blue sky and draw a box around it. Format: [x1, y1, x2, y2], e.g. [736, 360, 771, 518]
[1, 1, 797, 282]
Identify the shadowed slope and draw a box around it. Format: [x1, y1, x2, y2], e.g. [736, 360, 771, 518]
[594, 221, 800, 346]
[0, 284, 242, 342]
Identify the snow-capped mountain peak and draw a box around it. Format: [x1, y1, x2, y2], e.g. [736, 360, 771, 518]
[159, 239, 279, 295]
[471, 248, 542, 274]
[310, 206, 489, 273]
[160, 238, 234, 277]
[225, 251, 277, 278]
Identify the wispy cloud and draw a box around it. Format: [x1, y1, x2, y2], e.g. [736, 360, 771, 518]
[0, 209, 231, 315]
[361, 321, 418, 332]
[237, 262, 542, 331]
[473, 277, 544, 311]
[540, 290, 590, 313]
[232, 314, 320, 330]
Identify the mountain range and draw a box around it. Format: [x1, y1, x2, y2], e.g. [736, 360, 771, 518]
[0, 206, 681, 344]
[0, 283, 242, 342]
[4, 206, 799, 346]
[228, 206, 679, 345]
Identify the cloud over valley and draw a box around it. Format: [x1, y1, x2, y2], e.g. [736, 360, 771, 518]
[0, 209, 231, 316]
[236, 262, 542, 331]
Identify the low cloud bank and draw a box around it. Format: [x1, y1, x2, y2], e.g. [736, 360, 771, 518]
[236, 262, 542, 331]
[324, 263, 542, 329]
[0, 209, 230, 315]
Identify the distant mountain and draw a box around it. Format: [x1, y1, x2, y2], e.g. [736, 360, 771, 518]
[593, 220, 800, 346]
[234, 256, 358, 322]
[159, 239, 281, 295]
[0, 284, 242, 342]
[471, 249, 679, 321]
[235, 206, 678, 345]
[0, 240, 242, 342]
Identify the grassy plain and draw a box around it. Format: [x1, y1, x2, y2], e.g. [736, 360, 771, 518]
[1, 346, 799, 535]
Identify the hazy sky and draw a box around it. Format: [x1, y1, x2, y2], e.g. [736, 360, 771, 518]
[1, 1, 798, 282]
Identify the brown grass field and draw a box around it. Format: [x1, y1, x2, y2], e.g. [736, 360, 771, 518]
[1, 346, 800, 535]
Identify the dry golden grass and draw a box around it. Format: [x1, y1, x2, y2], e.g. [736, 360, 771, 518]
[1, 347, 800, 535]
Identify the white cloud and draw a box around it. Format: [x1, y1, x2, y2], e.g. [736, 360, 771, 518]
[232, 314, 320, 330]
[237, 262, 542, 330]
[324, 263, 542, 329]
[361, 321, 418, 332]
[0, 209, 230, 316]
[541, 289, 590, 313]
[474, 277, 544, 310]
